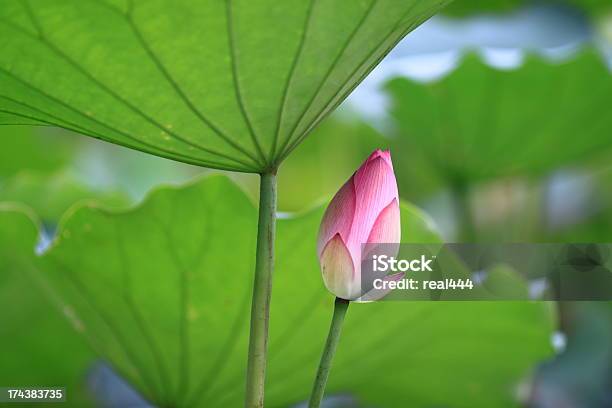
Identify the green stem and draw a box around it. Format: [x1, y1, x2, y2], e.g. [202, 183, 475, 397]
[308, 297, 350, 408]
[245, 171, 277, 408]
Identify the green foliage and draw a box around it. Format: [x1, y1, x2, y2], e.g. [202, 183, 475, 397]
[444, 0, 612, 16]
[483, 264, 530, 299]
[0, 126, 75, 178]
[0, 0, 452, 173]
[0, 176, 554, 407]
[278, 118, 389, 211]
[272, 51, 612, 208]
[568, 0, 612, 14]
[0, 171, 129, 221]
[0, 204, 94, 407]
[387, 51, 612, 196]
[444, 0, 523, 16]
[547, 164, 612, 242]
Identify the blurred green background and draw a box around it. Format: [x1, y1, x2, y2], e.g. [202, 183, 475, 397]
[1, 0, 612, 407]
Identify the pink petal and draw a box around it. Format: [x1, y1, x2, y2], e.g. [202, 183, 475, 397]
[317, 179, 356, 257]
[366, 198, 401, 245]
[366, 149, 394, 170]
[346, 155, 398, 262]
[362, 198, 401, 262]
[319, 234, 360, 300]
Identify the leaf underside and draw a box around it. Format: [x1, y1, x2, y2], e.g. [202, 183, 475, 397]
[0, 176, 553, 407]
[0, 0, 452, 173]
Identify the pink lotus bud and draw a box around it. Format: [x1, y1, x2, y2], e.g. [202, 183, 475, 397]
[317, 149, 402, 300]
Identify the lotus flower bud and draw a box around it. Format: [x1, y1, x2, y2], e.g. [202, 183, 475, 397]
[317, 149, 402, 300]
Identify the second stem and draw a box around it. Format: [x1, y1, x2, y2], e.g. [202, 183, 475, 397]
[309, 297, 350, 408]
[245, 171, 277, 408]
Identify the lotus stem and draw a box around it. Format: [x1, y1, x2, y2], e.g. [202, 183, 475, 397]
[245, 171, 277, 408]
[308, 297, 350, 408]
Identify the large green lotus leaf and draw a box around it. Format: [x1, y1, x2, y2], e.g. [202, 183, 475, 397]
[0, 0, 451, 173]
[0, 175, 553, 407]
[387, 51, 612, 194]
[0, 204, 94, 407]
